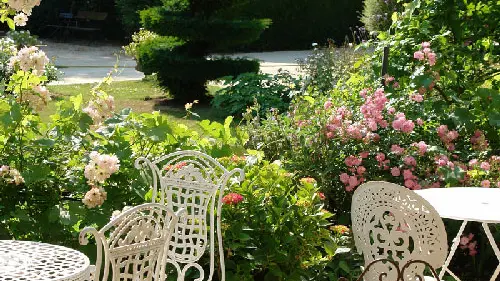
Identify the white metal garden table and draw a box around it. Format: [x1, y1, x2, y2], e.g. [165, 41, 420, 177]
[415, 187, 500, 281]
[0, 240, 91, 281]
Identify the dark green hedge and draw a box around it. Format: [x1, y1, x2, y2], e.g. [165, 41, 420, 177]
[217, 0, 364, 50]
[141, 8, 272, 49]
[138, 38, 260, 79]
[115, 0, 162, 35]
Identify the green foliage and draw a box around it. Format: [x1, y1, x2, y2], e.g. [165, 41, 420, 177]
[217, 0, 364, 51]
[218, 157, 340, 281]
[123, 29, 159, 58]
[136, 0, 270, 101]
[361, 0, 403, 33]
[298, 45, 369, 94]
[212, 71, 300, 117]
[6, 30, 39, 48]
[115, 0, 162, 35]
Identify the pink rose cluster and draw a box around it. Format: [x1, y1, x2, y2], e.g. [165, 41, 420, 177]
[0, 165, 24, 185]
[413, 41, 437, 66]
[376, 153, 390, 170]
[460, 233, 478, 256]
[8, 46, 49, 75]
[83, 93, 115, 125]
[470, 130, 489, 151]
[467, 156, 500, 188]
[392, 113, 415, 133]
[222, 193, 244, 205]
[360, 88, 389, 131]
[324, 89, 389, 142]
[437, 125, 459, 151]
[8, 0, 41, 15]
[84, 151, 120, 184]
[82, 151, 120, 209]
[82, 186, 107, 209]
[164, 162, 188, 172]
[340, 154, 368, 191]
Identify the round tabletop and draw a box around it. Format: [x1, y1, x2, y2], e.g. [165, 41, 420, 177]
[415, 187, 500, 224]
[0, 240, 91, 281]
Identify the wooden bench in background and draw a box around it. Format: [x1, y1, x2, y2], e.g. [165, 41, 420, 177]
[46, 11, 108, 40]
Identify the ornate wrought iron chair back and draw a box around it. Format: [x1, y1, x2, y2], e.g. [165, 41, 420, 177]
[351, 182, 448, 281]
[342, 259, 440, 281]
[79, 203, 182, 281]
[135, 150, 245, 281]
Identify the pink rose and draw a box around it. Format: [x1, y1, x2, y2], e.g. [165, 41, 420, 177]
[403, 169, 414, 180]
[414, 51, 425, 61]
[401, 120, 415, 133]
[405, 179, 416, 189]
[326, 132, 334, 139]
[357, 166, 366, 175]
[360, 151, 369, 158]
[375, 153, 386, 162]
[340, 173, 350, 184]
[427, 52, 437, 66]
[324, 100, 333, 110]
[480, 162, 490, 171]
[411, 93, 424, 102]
[422, 42, 431, 48]
[481, 180, 491, 188]
[416, 118, 424, 126]
[391, 145, 405, 155]
[469, 159, 478, 166]
[391, 167, 401, 177]
[348, 176, 358, 187]
[404, 156, 417, 166]
[387, 107, 396, 115]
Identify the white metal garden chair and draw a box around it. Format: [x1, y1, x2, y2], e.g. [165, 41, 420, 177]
[351, 181, 448, 281]
[79, 203, 183, 281]
[134, 150, 245, 281]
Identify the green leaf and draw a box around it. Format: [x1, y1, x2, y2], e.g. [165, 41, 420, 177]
[324, 240, 338, 256]
[302, 96, 315, 105]
[452, 108, 474, 129]
[6, 18, 14, 30]
[339, 260, 350, 274]
[488, 112, 500, 127]
[238, 232, 251, 241]
[391, 12, 398, 23]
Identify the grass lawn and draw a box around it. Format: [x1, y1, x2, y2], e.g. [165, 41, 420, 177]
[46, 79, 226, 129]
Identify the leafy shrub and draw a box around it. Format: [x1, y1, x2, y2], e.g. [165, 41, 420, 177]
[137, 1, 270, 101]
[115, 0, 162, 35]
[123, 28, 158, 59]
[7, 30, 39, 48]
[297, 44, 368, 94]
[212, 71, 300, 117]
[218, 156, 340, 281]
[246, 0, 500, 279]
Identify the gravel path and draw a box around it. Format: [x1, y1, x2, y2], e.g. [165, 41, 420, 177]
[40, 40, 310, 85]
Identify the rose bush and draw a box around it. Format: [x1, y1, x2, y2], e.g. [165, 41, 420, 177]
[245, 0, 499, 279]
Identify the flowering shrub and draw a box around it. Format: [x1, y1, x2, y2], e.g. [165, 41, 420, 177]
[218, 157, 340, 281]
[245, 0, 499, 279]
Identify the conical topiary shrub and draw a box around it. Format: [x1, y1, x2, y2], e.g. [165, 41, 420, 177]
[137, 0, 271, 102]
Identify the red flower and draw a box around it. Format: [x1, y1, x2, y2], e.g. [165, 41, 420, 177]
[317, 192, 326, 200]
[222, 193, 244, 205]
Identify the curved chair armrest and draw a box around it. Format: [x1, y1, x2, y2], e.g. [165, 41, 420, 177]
[79, 227, 100, 246]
